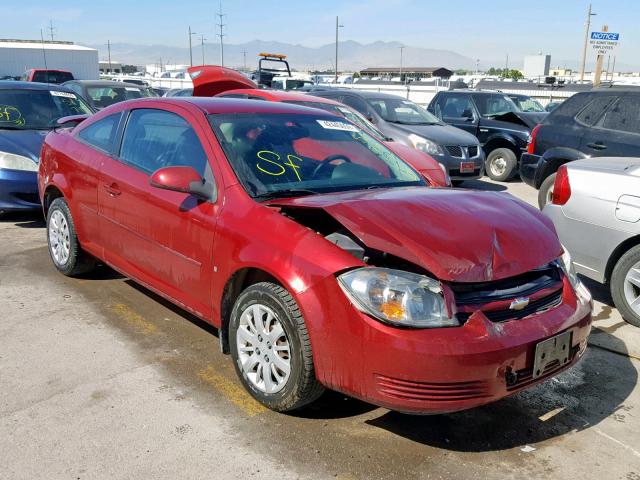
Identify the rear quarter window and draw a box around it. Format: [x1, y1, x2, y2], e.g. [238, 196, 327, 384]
[575, 94, 618, 126]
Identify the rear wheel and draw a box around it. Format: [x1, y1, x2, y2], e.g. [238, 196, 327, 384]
[229, 282, 324, 411]
[486, 148, 517, 182]
[46, 198, 96, 276]
[537, 173, 557, 210]
[611, 245, 640, 327]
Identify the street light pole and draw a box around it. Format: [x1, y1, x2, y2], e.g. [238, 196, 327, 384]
[200, 34, 207, 65]
[189, 26, 194, 67]
[334, 16, 343, 84]
[399, 45, 404, 82]
[580, 3, 596, 83]
[106, 40, 112, 74]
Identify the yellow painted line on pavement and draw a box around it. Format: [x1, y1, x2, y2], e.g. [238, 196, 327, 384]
[109, 303, 157, 335]
[198, 365, 267, 417]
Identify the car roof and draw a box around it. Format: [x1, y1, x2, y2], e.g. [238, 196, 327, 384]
[222, 88, 341, 105]
[0, 80, 73, 91]
[155, 97, 341, 116]
[64, 80, 146, 88]
[316, 89, 404, 100]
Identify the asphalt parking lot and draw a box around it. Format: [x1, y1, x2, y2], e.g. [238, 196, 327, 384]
[2, 178, 639, 480]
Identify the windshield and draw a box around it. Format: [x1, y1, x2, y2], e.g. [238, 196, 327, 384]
[368, 97, 440, 125]
[0, 89, 93, 130]
[282, 100, 387, 142]
[472, 94, 519, 118]
[510, 96, 545, 112]
[208, 113, 423, 199]
[87, 85, 155, 108]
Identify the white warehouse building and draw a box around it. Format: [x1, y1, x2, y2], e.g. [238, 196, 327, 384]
[0, 39, 99, 79]
[523, 54, 551, 79]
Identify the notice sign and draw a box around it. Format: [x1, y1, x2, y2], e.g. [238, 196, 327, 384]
[590, 31, 620, 55]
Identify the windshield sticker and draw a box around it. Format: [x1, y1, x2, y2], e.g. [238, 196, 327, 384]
[0, 105, 25, 126]
[316, 119, 358, 132]
[50, 90, 76, 99]
[256, 150, 303, 181]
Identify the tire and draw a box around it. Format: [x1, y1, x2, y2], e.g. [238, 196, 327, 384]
[486, 148, 517, 182]
[537, 173, 557, 210]
[229, 282, 324, 411]
[46, 197, 96, 276]
[610, 245, 640, 328]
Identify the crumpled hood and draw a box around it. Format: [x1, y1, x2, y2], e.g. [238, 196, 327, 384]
[272, 188, 561, 282]
[493, 111, 547, 130]
[0, 129, 48, 162]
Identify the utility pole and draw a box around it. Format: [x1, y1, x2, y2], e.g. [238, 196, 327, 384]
[48, 20, 56, 42]
[242, 49, 247, 70]
[476, 59, 480, 75]
[611, 55, 617, 82]
[580, 3, 596, 83]
[399, 45, 404, 82]
[334, 16, 343, 84]
[200, 34, 207, 66]
[106, 40, 112, 74]
[593, 24, 608, 87]
[216, 1, 226, 66]
[505, 53, 509, 77]
[189, 26, 197, 67]
[605, 55, 611, 81]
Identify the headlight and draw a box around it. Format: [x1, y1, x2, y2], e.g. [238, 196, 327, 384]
[337, 267, 458, 328]
[408, 134, 444, 156]
[0, 152, 38, 172]
[438, 162, 452, 186]
[558, 247, 580, 288]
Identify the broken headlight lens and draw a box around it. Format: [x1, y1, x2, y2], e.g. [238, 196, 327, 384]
[337, 267, 458, 328]
[558, 246, 580, 288]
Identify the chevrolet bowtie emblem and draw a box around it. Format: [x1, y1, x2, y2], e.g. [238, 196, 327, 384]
[509, 297, 530, 311]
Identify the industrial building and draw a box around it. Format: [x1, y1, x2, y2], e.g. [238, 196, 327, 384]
[0, 39, 99, 79]
[359, 66, 453, 80]
[523, 54, 551, 79]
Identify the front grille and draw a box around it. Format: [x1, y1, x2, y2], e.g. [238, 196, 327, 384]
[468, 145, 479, 157]
[451, 263, 564, 323]
[445, 145, 463, 157]
[375, 374, 490, 402]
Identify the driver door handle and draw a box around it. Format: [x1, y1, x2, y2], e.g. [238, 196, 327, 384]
[587, 142, 607, 150]
[104, 183, 121, 197]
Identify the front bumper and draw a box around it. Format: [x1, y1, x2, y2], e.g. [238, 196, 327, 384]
[299, 274, 592, 414]
[0, 168, 40, 213]
[519, 153, 543, 188]
[442, 150, 485, 181]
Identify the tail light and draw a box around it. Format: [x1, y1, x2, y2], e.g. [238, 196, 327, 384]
[526, 124, 541, 154]
[552, 165, 571, 205]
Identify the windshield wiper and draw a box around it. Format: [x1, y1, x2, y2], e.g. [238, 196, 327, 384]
[254, 188, 319, 201]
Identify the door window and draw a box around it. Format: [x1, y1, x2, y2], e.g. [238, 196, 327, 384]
[439, 94, 474, 119]
[77, 113, 121, 153]
[340, 96, 370, 116]
[599, 96, 640, 135]
[575, 95, 618, 126]
[119, 109, 208, 175]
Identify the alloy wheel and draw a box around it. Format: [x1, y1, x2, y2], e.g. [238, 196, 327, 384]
[490, 156, 507, 177]
[236, 303, 291, 394]
[624, 262, 640, 316]
[49, 210, 71, 265]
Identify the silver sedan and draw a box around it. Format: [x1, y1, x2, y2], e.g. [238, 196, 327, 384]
[543, 157, 640, 327]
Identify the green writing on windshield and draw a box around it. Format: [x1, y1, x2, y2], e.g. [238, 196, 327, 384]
[256, 150, 303, 181]
[0, 106, 25, 126]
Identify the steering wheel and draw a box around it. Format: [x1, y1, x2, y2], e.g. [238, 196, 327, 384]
[312, 154, 353, 178]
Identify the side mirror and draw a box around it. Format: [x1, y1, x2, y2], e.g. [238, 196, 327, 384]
[149, 166, 215, 201]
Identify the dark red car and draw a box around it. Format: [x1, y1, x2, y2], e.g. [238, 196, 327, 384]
[38, 97, 592, 414]
[21, 69, 74, 84]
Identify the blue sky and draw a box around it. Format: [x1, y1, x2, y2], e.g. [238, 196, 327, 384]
[2, 1, 638, 67]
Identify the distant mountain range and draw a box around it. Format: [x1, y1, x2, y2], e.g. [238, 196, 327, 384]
[89, 40, 638, 73]
[90, 40, 478, 71]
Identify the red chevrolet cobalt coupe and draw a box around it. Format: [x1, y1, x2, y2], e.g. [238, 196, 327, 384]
[38, 98, 592, 413]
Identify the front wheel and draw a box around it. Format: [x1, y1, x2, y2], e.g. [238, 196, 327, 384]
[46, 198, 96, 276]
[537, 173, 557, 210]
[486, 148, 517, 182]
[611, 245, 640, 327]
[229, 282, 324, 411]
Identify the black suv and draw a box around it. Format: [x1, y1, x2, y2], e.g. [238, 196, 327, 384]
[427, 90, 546, 181]
[520, 89, 640, 208]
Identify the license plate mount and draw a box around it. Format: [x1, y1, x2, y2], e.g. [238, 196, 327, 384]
[460, 161, 475, 173]
[533, 330, 572, 379]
